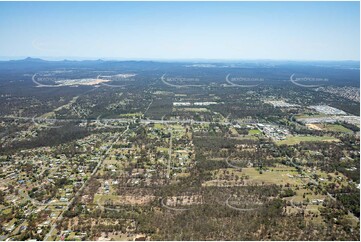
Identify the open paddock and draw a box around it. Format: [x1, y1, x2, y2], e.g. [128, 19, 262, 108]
[276, 135, 339, 145]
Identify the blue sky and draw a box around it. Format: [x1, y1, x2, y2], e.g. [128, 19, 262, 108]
[0, 1, 359, 61]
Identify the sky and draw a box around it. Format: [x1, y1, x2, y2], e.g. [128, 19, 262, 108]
[0, 1, 359, 61]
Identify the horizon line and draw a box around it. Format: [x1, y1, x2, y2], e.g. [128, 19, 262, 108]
[0, 56, 360, 63]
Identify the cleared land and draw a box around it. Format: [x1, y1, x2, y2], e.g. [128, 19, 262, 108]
[307, 123, 352, 133]
[276, 135, 339, 145]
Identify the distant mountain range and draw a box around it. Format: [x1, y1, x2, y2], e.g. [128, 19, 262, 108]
[0, 57, 359, 71]
[0, 57, 161, 71]
[1, 57, 360, 64]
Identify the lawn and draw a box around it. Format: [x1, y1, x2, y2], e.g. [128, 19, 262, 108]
[1, 207, 12, 215]
[171, 124, 185, 130]
[173, 107, 209, 113]
[94, 193, 119, 204]
[248, 129, 261, 135]
[276, 135, 339, 145]
[318, 124, 352, 133]
[229, 127, 239, 135]
[154, 123, 165, 129]
[232, 135, 258, 141]
[119, 112, 142, 117]
[210, 167, 304, 186]
[154, 91, 174, 95]
[157, 147, 168, 153]
[239, 167, 303, 186]
[295, 114, 330, 119]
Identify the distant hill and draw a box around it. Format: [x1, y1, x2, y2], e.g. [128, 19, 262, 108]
[0, 57, 359, 87]
[0, 57, 163, 71]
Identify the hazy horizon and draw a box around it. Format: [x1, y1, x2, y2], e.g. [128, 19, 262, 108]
[0, 56, 360, 63]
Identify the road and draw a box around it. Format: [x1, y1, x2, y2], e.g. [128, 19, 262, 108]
[1, 116, 238, 126]
[143, 99, 153, 116]
[31, 115, 62, 129]
[43, 125, 129, 241]
[167, 130, 173, 179]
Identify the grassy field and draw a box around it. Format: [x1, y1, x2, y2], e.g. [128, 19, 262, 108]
[229, 127, 239, 135]
[1, 207, 12, 215]
[248, 129, 261, 135]
[47, 228, 59, 241]
[171, 124, 185, 130]
[40, 96, 79, 118]
[209, 166, 304, 186]
[119, 112, 142, 117]
[173, 107, 209, 113]
[295, 114, 330, 119]
[283, 187, 326, 219]
[156, 147, 168, 153]
[276, 135, 339, 145]
[153, 91, 174, 95]
[232, 135, 258, 141]
[154, 123, 165, 129]
[316, 124, 352, 133]
[94, 193, 119, 204]
[239, 167, 304, 186]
